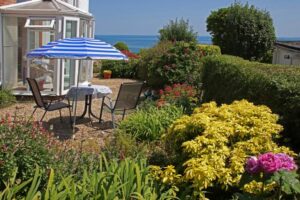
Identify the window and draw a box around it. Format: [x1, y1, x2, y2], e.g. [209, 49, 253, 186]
[25, 18, 55, 29]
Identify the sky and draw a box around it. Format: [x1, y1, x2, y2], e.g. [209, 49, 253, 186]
[89, 0, 300, 37]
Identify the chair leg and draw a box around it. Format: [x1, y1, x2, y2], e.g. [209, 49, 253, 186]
[122, 109, 126, 120]
[68, 106, 72, 125]
[111, 110, 116, 129]
[28, 107, 37, 122]
[59, 110, 63, 122]
[99, 100, 104, 123]
[40, 110, 47, 122]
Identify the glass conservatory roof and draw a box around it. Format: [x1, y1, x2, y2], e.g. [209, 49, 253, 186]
[0, 0, 92, 18]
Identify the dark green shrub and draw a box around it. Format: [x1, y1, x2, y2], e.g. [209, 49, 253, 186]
[0, 89, 15, 108]
[138, 42, 203, 88]
[100, 60, 137, 78]
[202, 55, 300, 148]
[118, 105, 183, 141]
[0, 114, 57, 187]
[198, 44, 221, 56]
[136, 41, 173, 84]
[114, 41, 129, 51]
[159, 18, 197, 43]
[207, 3, 276, 62]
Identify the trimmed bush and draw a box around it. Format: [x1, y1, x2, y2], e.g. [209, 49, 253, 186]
[137, 41, 203, 88]
[0, 89, 15, 108]
[207, 3, 276, 62]
[136, 41, 173, 85]
[202, 55, 300, 147]
[100, 60, 137, 78]
[118, 105, 183, 141]
[198, 44, 221, 56]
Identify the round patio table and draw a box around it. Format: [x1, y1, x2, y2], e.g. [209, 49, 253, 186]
[66, 84, 112, 119]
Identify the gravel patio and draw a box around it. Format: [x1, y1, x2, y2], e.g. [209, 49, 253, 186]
[0, 78, 136, 153]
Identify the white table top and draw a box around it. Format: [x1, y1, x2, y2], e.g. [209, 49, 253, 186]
[66, 84, 112, 101]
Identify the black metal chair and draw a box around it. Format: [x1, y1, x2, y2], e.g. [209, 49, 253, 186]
[27, 78, 72, 123]
[99, 81, 144, 128]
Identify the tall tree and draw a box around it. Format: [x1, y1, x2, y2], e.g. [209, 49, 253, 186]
[206, 3, 276, 62]
[159, 18, 197, 43]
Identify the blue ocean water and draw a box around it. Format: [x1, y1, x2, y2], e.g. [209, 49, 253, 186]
[95, 35, 212, 53]
[95, 35, 300, 53]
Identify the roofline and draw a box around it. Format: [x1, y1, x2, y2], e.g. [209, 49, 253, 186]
[0, 0, 92, 17]
[275, 42, 300, 52]
[56, 0, 91, 16]
[0, 0, 40, 9]
[0, 10, 93, 18]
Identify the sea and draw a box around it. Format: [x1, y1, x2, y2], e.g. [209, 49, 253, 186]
[95, 35, 300, 53]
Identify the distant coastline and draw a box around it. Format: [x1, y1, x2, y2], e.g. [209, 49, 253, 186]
[95, 35, 300, 53]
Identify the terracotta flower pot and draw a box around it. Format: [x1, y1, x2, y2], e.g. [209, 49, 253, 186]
[103, 71, 112, 79]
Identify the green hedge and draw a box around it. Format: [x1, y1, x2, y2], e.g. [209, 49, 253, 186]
[100, 60, 137, 78]
[202, 55, 300, 147]
[198, 44, 221, 56]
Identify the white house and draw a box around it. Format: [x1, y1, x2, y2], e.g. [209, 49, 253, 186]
[273, 41, 300, 66]
[0, 0, 94, 95]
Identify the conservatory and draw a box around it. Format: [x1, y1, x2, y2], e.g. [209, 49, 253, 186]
[0, 0, 94, 95]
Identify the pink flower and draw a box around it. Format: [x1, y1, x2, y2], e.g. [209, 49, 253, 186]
[159, 89, 164, 96]
[174, 91, 181, 97]
[246, 156, 260, 174]
[276, 153, 297, 171]
[258, 153, 282, 174]
[165, 86, 172, 92]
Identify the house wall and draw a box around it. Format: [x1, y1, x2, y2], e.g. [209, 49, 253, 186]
[273, 47, 300, 66]
[0, 0, 16, 6]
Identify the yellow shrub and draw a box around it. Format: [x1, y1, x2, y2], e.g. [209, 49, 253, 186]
[163, 100, 295, 196]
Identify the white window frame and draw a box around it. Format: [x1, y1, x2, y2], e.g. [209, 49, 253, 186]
[61, 16, 80, 94]
[25, 17, 55, 30]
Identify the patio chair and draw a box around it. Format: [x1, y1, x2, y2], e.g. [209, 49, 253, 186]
[27, 78, 72, 123]
[99, 81, 144, 128]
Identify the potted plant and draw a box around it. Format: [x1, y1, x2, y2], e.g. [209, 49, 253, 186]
[103, 70, 112, 79]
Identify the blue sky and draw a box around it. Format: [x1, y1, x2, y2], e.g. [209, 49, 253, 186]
[90, 0, 300, 37]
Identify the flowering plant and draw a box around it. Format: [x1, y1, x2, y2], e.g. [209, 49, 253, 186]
[238, 152, 300, 199]
[157, 83, 197, 114]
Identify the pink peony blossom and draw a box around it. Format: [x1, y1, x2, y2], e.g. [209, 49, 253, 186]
[246, 156, 260, 174]
[276, 153, 298, 171]
[258, 152, 282, 174]
[246, 153, 298, 175]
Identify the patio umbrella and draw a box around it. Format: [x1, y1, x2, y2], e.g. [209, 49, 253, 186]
[27, 37, 128, 130]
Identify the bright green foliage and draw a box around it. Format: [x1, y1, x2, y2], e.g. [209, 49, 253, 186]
[101, 59, 137, 78]
[0, 114, 57, 187]
[198, 44, 221, 56]
[202, 55, 300, 148]
[114, 41, 129, 51]
[0, 155, 178, 200]
[118, 105, 183, 141]
[159, 100, 296, 199]
[206, 3, 276, 62]
[159, 18, 197, 43]
[0, 90, 15, 108]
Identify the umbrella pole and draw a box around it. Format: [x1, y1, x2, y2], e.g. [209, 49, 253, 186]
[72, 60, 81, 133]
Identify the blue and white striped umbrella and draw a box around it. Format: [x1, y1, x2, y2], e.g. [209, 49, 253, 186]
[27, 37, 128, 60]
